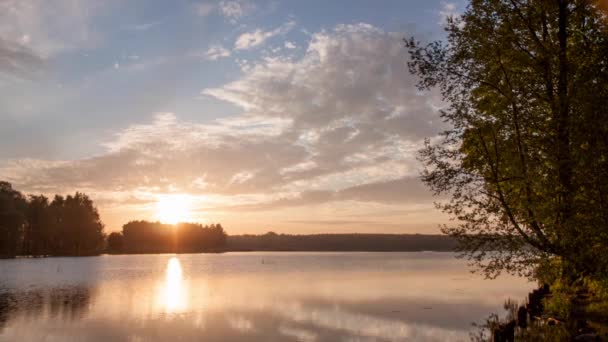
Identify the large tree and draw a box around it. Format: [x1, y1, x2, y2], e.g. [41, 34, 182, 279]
[49, 193, 105, 255]
[24, 195, 51, 255]
[407, 0, 608, 278]
[0, 182, 27, 257]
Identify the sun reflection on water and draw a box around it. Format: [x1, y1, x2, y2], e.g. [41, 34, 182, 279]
[160, 257, 188, 313]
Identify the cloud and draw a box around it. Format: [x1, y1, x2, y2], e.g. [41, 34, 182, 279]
[219, 0, 255, 23]
[1, 23, 443, 220]
[194, 3, 215, 17]
[0, 0, 102, 78]
[205, 45, 231, 60]
[222, 176, 436, 211]
[127, 21, 162, 32]
[338, 177, 435, 203]
[211, 23, 441, 135]
[438, 2, 460, 25]
[0, 0, 105, 57]
[234, 20, 295, 50]
[0, 37, 45, 78]
[284, 41, 296, 49]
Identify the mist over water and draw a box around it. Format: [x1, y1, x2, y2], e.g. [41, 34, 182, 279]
[0, 252, 532, 341]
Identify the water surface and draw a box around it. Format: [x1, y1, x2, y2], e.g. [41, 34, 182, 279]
[0, 252, 531, 341]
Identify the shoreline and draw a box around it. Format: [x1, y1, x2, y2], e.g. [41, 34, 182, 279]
[5, 249, 457, 259]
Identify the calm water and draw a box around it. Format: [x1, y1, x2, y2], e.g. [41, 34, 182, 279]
[0, 252, 531, 341]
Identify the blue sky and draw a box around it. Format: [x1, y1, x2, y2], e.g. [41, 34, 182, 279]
[0, 0, 461, 233]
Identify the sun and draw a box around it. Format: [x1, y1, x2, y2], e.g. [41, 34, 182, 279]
[155, 194, 193, 224]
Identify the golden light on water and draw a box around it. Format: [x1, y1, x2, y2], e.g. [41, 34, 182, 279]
[160, 257, 188, 313]
[155, 195, 193, 224]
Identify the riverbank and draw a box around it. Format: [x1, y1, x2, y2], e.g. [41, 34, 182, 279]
[484, 283, 608, 341]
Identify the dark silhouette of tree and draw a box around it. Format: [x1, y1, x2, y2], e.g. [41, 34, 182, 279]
[107, 232, 123, 253]
[122, 221, 173, 253]
[47, 193, 104, 255]
[0, 182, 105, 257]
[121, 220, 227, 253]
[0, 182, 26, 258]
[406, 0, 608, 278]
[24, 195, 51, 256]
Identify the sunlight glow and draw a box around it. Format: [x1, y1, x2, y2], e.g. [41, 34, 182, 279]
[155, 194, 193, 224]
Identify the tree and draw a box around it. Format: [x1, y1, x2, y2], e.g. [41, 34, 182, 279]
[24, 195, 51, 256]
[406, 0, 608, 278]
[0, 182, 106, 256]
[120, 221, 227, 253]
[49, 193, 105, 255]
[0, 182, 27, 257]
[107, 232, 124, 253]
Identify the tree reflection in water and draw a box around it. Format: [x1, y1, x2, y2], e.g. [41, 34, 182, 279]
[0, 286, 91, 332]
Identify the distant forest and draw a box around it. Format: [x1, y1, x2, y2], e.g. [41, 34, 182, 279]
[226, 232, 457, 252]
[108, 229, 457, 254]
[107, 227, 457, 254]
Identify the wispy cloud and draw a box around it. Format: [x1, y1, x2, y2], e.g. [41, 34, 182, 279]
[127, 21, 162, 32]
[234, 20, 295, 50]
[219, 0, 255, 23]
[205, 45, 231, 60]
[222, 176, 436, 211]
[194, 2, 215, 17]
[438, 2, 460, 25]
[0, 37, 45, 79]
[0, 0, 105, 57]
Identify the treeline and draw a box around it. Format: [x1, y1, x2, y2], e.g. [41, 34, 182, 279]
[0, 182, 104, 257]
[1, 181, 455, 256]
[107, 221, 227, 254]
[226, 232, 458, 252]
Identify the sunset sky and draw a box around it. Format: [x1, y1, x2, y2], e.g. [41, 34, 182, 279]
[0, 0, 461, 234]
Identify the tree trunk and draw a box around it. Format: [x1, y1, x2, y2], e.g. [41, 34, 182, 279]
[556, 0, 573, 250]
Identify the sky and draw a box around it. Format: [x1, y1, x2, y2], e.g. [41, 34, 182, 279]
[0, 0, 463, 234]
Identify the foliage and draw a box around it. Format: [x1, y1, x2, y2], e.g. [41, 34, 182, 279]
[471, 297, 574, 341]
[24, 195, 52, 255]
[469, 313, 500, 341]
[544, 285, 574, 320]
[0, 182, 27, 257]
[47, 193, 105, 255]
[518, 322, 571, 341]
[470, 300, 520, 341]
[407, 0, 608, 278]
[0, 182, 105, 257]
[107, 232, 124, 253]
[534, 257, 564, 285]
[121, 221, 227, 253]
[584, 278, 608, 303]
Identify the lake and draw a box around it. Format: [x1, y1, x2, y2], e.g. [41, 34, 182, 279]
[0, 252, 532, 341]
